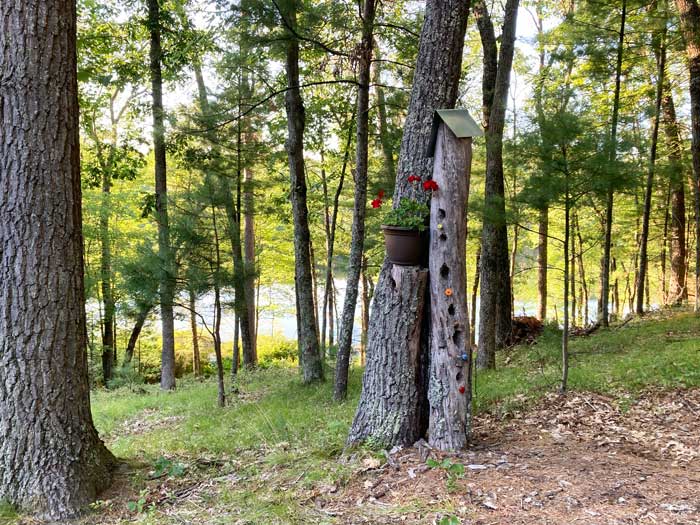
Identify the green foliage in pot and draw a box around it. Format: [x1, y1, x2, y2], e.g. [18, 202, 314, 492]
[382, 197, 429, 231]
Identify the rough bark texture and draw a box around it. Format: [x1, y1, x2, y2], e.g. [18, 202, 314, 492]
[0, 0, 115, 518]
[148, 0, 176, 389]
[661, 91, 687, 304]
[347, 267, 429, 446]
[600, 0, 627, 326]
[335, 0, 376, 401]
[348, 0, 470, 447]
[427, 126, 472, 451]
[475, 0, 519, 369]
[283, 0, 323, 383]
[537, 208, 548, 320]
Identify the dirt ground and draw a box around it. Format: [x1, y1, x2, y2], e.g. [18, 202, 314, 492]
[322, 389, 700, 524]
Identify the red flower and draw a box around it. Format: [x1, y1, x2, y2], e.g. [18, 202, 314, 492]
[377, 189, 385, 199]
[407, 175, 421, 184]
[371, 198, 382, 208]
[458, 385, 466, 394]
[423, 179, 439, 192]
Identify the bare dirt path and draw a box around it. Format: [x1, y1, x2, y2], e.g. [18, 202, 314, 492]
[325, 390, 700, 524]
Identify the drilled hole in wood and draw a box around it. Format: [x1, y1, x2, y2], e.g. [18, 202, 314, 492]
[438, 208, 446, 219]
[453, 329, 463, 347]
[440, 263, 450, 279]
[448, 304, 455, 316]
[439, 233, 447, 241]
[456, 371, 463, 381]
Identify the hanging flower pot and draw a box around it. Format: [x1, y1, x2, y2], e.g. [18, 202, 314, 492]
[381, 225, 422, 266]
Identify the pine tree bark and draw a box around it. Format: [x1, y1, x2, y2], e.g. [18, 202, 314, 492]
[0, 0, 115, 517]
[348, 0, 471, 446]
[148, 0, 176, 389]
[475, 0, 519, 369]
[662, 91, 688, 304]
[335, 0, 377, 401]
[373, 48, 396, 184]
[283, 0, 323, 382]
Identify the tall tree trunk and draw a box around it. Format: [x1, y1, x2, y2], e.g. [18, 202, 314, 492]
[211, 206, 226, 407]
[283, 0, 323, 382]
[0, 0, 115, 516]
[676, 0, 700, 311]
[600, 0, 627, 326]
[100, 164, 115, 382]
[348, 0, 471, 446]
[189, 288, 202, 377]
[335, 0, 377, 401]
[662, 89, 688, 304]
[561, 168, 570, 392]
[322, 118, 352, 355]
[243, 155, 257, 356]
[537, 208, 549, 321]
[636, 23, 666, 314]
[575, 214, 589, 325]
[148, 0, 176, 390]
[475, 0, 519, 369]
[470, 246, 481, 347]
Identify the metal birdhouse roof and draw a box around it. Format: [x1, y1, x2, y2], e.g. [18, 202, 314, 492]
[427, 109, 483, 157]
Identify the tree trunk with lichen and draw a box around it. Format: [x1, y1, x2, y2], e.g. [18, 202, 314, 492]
[0, 0, 115, 518]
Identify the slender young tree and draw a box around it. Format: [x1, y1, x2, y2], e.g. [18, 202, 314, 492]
[282, 0, 324, 382]
[147, 0, 176, 389]
[600, 0, 627, 326]
[0, 0, 115, 517]
[335, 0, 377, 401]
[636, 16, 666, 314]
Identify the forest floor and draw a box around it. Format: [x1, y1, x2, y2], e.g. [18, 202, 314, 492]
[5, 309, 700, 525]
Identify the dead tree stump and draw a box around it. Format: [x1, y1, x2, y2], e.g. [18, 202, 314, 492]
[427, 120, 473, 450]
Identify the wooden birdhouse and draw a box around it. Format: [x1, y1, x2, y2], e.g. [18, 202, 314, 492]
[426, 108, 482, 451]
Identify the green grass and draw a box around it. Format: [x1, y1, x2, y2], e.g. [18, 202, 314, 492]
[474, 309, 700, 414]
[79, 309, 700, 523]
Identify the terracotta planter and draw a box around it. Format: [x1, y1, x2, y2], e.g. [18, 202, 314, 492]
[382, 225, 423, 266]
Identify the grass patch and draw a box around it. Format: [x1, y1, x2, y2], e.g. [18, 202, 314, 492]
[474, 310, 700, 414]
[84, 309, 700, 523]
